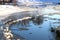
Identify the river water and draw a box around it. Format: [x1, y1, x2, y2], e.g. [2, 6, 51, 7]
[10, 14, 60, 40]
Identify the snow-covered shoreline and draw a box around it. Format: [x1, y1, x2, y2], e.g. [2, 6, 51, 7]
[0, 5, 60, 20]
[0, 5, 37, 20]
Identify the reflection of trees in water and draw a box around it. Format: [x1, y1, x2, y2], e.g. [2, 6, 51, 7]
[9, 16, 43, 28]
[18, 15, 43, 27]
[32, 15, 43, 25]
[19, 19, 30, 27]
[23, 20, 29, 26]
[4, 11, 43, 28]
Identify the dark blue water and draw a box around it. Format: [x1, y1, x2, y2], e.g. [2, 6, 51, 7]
[10, 14, 60, 40]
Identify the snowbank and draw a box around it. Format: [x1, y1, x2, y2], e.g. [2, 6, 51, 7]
[0, 5, 25, 16]
[0, 5, 37, 20]
[42, 8, 59, 14]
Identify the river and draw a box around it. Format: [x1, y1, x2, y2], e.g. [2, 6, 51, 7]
[9, 14, 60, 40]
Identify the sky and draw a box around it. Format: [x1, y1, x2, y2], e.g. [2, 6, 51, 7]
[17, 0, 60, 3]
[36, 0, 60, 3]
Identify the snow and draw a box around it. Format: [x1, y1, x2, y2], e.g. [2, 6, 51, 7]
[49, 14, 60, 19]
[42, 8, 59, 14]
[0, 5, 37, 20]
[0, 5, 25, 16]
